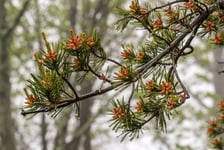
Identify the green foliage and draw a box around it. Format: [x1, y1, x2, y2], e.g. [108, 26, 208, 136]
[207, 100, 224, 149]
[22, 0, 224, 142]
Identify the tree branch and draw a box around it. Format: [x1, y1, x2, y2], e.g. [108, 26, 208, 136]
[4, 0, 30, 39]
[21, 1, 220, 119]
[137, 3, 216, 76]
[21, 84, 117, 116]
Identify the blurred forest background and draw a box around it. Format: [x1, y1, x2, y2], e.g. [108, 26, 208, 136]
[0, 0, 224, 150]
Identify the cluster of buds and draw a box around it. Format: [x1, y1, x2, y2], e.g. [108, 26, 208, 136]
[212, 34, 224, 44]
[135, 102, 144, 112]
[160, 81, 174, 95]
[44, 50, 58, 62]
[66, 35, 83, 50]
[115, 66, 131, 82]
[212, 139, 222, 149]
[153, 19, 163, 29]
[66, 32, 95, 51]
[145, 80, 155, 93]
[204, 21, 216, 32]
[136, 51, 145, 62]
[207, 101, 224, 149]
[121, 48, 147, 64]
[71, 58, 80, 68]
[184, 1, 198, 10]
[129, 1, 146, 14]
[216, 11, 224, 23]
[166, 99, 178, 110]
[165, 8, 178, 21]
[25, 94, 36, 107]
[121, 49, 135, 61]
[205, 0, 216, 5]
[129, 1, 147, 21]
[24, 88, 37, 107]
[218, 101, 224, 112]
[112, 107, 126, 119]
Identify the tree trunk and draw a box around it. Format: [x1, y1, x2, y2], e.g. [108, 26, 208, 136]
[53, 109, 71, 150]
[0, 1, 16, 149]
[213, 47, 224, 98]
[0, 32, 16, 150]
[41, 114, 47, 150]
[66, 82, 94, 150]
[0, 0, 30, 149]
[34, 1, 48, 149]
[69, 0, 78, 29]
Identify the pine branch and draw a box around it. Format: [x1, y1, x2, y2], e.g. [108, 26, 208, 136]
[21, 0, 224, 141]
[21, 85, 116, 116]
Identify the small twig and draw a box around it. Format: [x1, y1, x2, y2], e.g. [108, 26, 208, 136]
[218, 70, 224, 74]
[55, 68, 79, 98]
[139, 111, 159, 127]
[91, 49, 122, 66]
[172, 60, 190, 106]
[127, 83, 135, 113]
[218, 61, 224, 64]
[60, 89, 73, 98]
[106, 57, 123, 66]
[87, 64, 112, 83]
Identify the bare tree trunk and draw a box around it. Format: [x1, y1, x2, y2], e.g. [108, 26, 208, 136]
[0, 28, 16, 150]
[79, 85, 94, 150]
[66, 82, 94, 150]
[53, 108, 71, 150]
[34, 1, 48, 149]
[0, 0, 30, 149]
[0, 1, 16, 149]
[41, 114, 47, 150]
[69, 0, 78, 29]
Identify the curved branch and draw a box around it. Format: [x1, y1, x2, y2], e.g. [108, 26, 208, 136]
[137, 4, 216, 76]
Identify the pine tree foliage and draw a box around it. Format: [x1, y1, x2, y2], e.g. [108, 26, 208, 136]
[21, 0, 224, 142]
